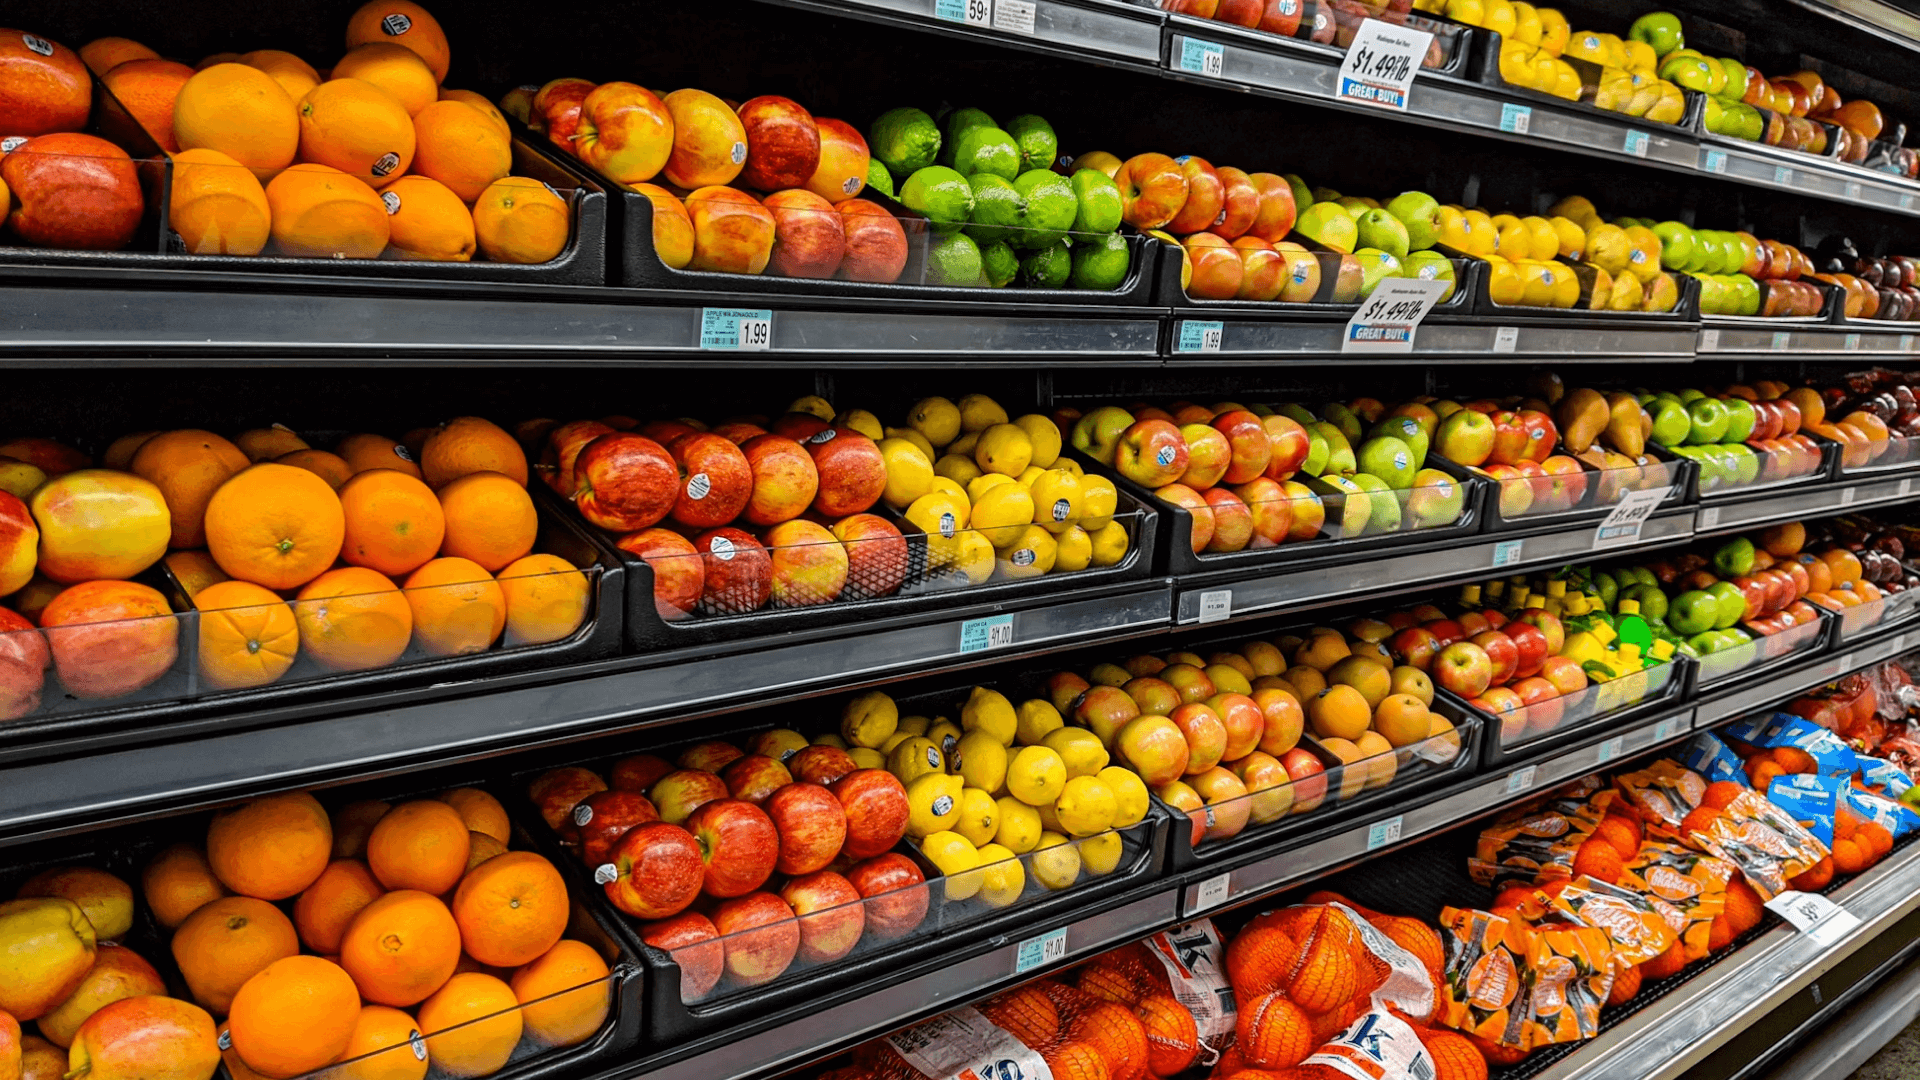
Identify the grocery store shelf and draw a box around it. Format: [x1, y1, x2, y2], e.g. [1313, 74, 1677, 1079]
[1170, 315, 1699, 362]
[763, 0, 1167, 70]
[1699, 322, 1920, 357]
[0, 583, 1172, 843]
[1753, 952, 1920, 1080]
[1692, 621, 1914, 728]
[1170, 507, 1697, 624]
[1695, 474, 1917, 536]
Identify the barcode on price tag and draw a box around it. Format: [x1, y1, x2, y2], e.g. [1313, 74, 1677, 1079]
[1846, 332, 1863, 350]
[1592, 486, 1667, 548]
[1765, 891, 1861, 947]
[992, 0, 1036, 33]
[1178, 320, 1224, 352]
[1772, 329, 1792, 350]
[1335, 18, 1432, 110]
[1701, 328, 1721, 350]
[1500, 103, 1531, 134]
[934, 0, 993, 26]
[1773, 165, 1793, 185]
[700, 308, 774, 350]
[1190, 872, 1231, 914]
[1179, 38, 1225, 77]
[1366, 815, 1403, 850]
[1342, 276, 1448, 352]
[959, 615, 1013, 653]
[1197, 590, 1232, 624]
[1704, 149, 1728, 173]
[1506, 765, 1537, 794]
[1015, 927, 1069, 973]
[1699, 506, 1720, 529]
[1624, 129, 1650, 157]
[1596, 735, 1626, 764]
[1492, 539, 1524, 567]
[1493, 326, 1519, 353]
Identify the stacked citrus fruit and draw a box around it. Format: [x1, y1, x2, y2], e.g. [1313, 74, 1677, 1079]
[93, 1, 570, 261]
[0, 417, 591, 719]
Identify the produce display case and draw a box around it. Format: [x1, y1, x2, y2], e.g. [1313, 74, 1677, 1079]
[1687, 436, 1842, 502]
[1451, 445, 1691, 534]
[1464, 29, 1708, 132]
[1831, 579, 1920, 641]
[1438, 654, 1691, 770]
[1462, 256, 1704, 324]
[1697, 277, 1843, 325]
[1149, 236, 1481, 318]
[1690, 603, 1838, 692]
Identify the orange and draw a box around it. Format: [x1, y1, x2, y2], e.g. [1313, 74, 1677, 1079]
[205, 462, 346, 590]
[169, 148, 271, 255]
[451, 851, 568, 968]
[81, 37, 159, 75]
[346, 0, 452, 83]
[466, 832, 509, 871]
[439, 788, 509, 843]
[1700, 780, 1745, 811]
[340, 890, 462, 1006]
[266, 163, 392, 258]
[228, 955, 361, 1079]
[1823, 548, 1864, 586]
[368, 799, 472, 894]
[511, 940, 610, 1048]
[130, 429, 250, 549]
[142, 843, 229, 930]
[1572, 837, 1625, 883]
[1307, 684, 1371, 741]
[496, 554, 591, 646]
[1858, 821, 1894, 860]
[235, 427, 309, 462]
[297, 79, 416, 187]
[411, 101, 511, 204]
[333, 44, 437, 116]
[334, 1005, 429, 1080]
[1067, 1000, 1147, 1080]
[1226, 922, 1298, 998]
[195, 579, 299, 690]
[172, 896, 300, 1014]
[1134, 994, 1199, 1076]
[404, 557, 506, 657]
[339, 469, 446, 578]
[1608, 963, 1642, 1006]
[1040, 1042, 1106, 1080]
[337, 434, 423, 479]
[437, 473, 537, 573]
[276, 448, 355, 490]
[417, 973, 522, 1078]
[1237, 992, 1314, 1070]
[173, 64, 300, 178]
[207, 790, 333, 899]
[294, 567, 413, 672]
[218, 1021, 274, 1080]
[1794, 856, 1835, 891]
[981, 985, 1061, 1044]
[102, 431, 160, 470]
[1832, 836, 1869, 875]
[1281, 908, 1360, 1015]
[421, 417, 528, 490]
[101, 58, 192, 153]
[334, 800, 393, 859]
[382, 175, 476, 261]
[240, 50, 320, 102]
[295, 859, 386, 954]
[1422, 1029, 1491, 1080]
[439, 89, 509, 140]
[473, 177, 569, 264]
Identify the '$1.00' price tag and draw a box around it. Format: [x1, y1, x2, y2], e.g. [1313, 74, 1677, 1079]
[1337, 18, 1433, 110]
[1342, 277, 1449, 353]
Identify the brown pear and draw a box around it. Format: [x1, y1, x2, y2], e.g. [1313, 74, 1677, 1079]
[1555, 388, 1610, 453]
[1604, 392, 1648, 458]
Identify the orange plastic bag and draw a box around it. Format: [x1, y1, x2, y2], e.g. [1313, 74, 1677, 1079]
[1543, 875, 1677, 967]
[1688, 790, 1829, 899]
[1616, 760, 1707, 828]
[1625, 841, 1732, 960]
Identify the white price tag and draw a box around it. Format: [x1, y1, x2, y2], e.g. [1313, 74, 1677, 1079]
[1699, 506, 1721, 529]
[934, 0, 993, 26]
[1366, 815, 1404, 850]
[1592, 486, 1668, 548]
[1191, 872, 1231, 914]
[1704, 149, 1728, 173]
[1506, 765, 1538, 794]
[1903, 193, 1916, 211]
[700, 308, 774, 350]
[1491, 538, 1525, 567]
[959, 615, 1013, 653]
[1841, 486, 1857, 506]
[1624, 129, 1650, 157]
[1015, 927, 1069, 972]
[1701, 328, 1721, 350]
[1596, 734, 1626, 763]
[1766, 891, 1861, 946]
[1493, 325, 1519, 353]
[1178, 320, 1223, 352]
[1900, 478, 1913, 497]
[1840, 652, 1856, 671]
[1342, 276, 1449, 352]
[1846, 332, 1863, 350]
[1196, 589, 1232, 624]
[1904, 334, 1917, 352]
[1773, 165, 1793, 186]
[1772, 329, 1792, 350]
[1336, 18, 1433, 111]
[1179, 38, 1225, 77]
[1500, 103, 1531, 134]
[1847, 181, 1863, 201]
[992, 0, 1035, 33]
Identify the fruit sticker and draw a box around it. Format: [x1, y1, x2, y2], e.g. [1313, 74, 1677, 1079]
[707, 533, 735, 561]
[381, 12, 414, 34]
[22, 33, 54, 56]
[382, 190, 402, 214]
[686, 473, 711, 500]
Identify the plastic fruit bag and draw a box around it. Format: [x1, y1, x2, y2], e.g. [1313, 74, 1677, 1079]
[1470, 799, 1602, 886]
[1526, 925, 1614, 1046]
[1625, 841, 1732, 959]
[1615, 760, 1707, 828]
[1688, 790, 1828, 899]
[1437, 905, 1535, 1051]
[1542, 875, 1677, 967]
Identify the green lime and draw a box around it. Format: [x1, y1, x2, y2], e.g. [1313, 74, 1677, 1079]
[901, 166, 976, 234]
[870, 107, 941, 177]
[1011, 169, 1076, 249]
[939, 107, 997, 165]
[952, 126, 1020, 182]
[981, 241, 1019, 288]
[865, 158, 895, 199]
[1069, 233, 1130, 290]
[965, 173, 1026, 245]
[927, 231, 984, 287]
[1004, 114, 1058, 174]
[1018, 240, 1072, 288]
[1069, 169, 1122, 235]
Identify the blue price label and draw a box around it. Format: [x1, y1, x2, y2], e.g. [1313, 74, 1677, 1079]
[1015, 927, 1068, 973]
[1623, 129, 1649, 157]
[1491, 538, 1524, 567]
[1365, 815, 1403, 850]
[959, 615, 1013, 653]
[699, 308, 773, 350]
[1704, 149, 1727, 174]
[1499, 103, 1531, 134]
[1179, 39, 1225, 77]
[1177, 320, 1224, 352]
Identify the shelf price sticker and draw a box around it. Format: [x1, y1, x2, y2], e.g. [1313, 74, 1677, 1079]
[699, 308, 772, 350]
[1491, 538, 1524, 567]
[1178, 319, 1224, 352]
[1015, 927, 1069, 973]
[1700, 328, 1721, 350]
[1903, 334, 1916, 352]
[1366, 815, 1404, 851]
[1190, 871, 1232, 915]
[1341, 276, 1448, 352]
[1698, 505, 1720, 529]
[1900, 478, 1913, 498]
[1335, 18, 1432, 111]
[1841, 486, 1857, 506]
[1499, 103, 1531, 134]
[1623, 129, 1650, 157]
[1505, 765, 1537, 794]
[1704, 148, 1728, 174]
[992, 0, 1036, 33]
[1846, 332, 1863, 350]
[1903, 193, 1917, 211]
[1595, 734, 1626, 764]
[1592, 486, 1669, 549]
[1197, 589, 1233, 624]
[1654, 714, 1685, 740]
[959, 614, 1013, 654]
[1773, 165, 1793, 186]
[1179, 38, 1225, 78]
[934, 0, 993, 27]
[1765, 891, 1861, 947]
[1493, 325, 1519, 353]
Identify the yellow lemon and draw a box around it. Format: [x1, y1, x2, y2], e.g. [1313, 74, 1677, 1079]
[1462, 210, 1498, 257]
[967, 472, 1016, 503]
[975, 423, 1034, 476]
[879, 437, 934, 510]
[975, 841, 1026, 907]
[994, 797, 1043, 853]
[788, 394, 835, 420]
[1054, 525, 1093, 572]
[949, 431, 980, 456]
[1030, 831, 1081, 889]
[1435, 206, 1472, 250]
[927, 719, 963, 762]
[812, 732, 847, 747]
[849, 747, 884, 769]
[1100, 766, 1150, 827]
[1078, 474, 1118, 530]
[1055, 775, 1117, 837]
[885, 426, 936, 461]
[1519, 260, 1558, 306]
[897, 715, 930, 736]
[1547, 261, 1580, 308]
[971, 484, 1035, 546]
[840, 690, 899, 748]
[887, 735, 944, 784]
[1549, 215, 1586, 258]
[1007, 745, 1068, 806]
[953, 530, 995, 584]
[906, 772, 964, 838]
[1042, 727, 1111, 778]
[961, 685, 1018, 745]
[908, 396, 961, 447]
[955, 730, 1010, 792]
[929, 475, 967, 501]
[1015, 699, 1065, 745]
[920, 830, 982, 900]
[1608, 271, 1644, 310]
[995, 525, 1058, 579]
[955, 787, 999, 847]
[1014, 414, 1062, 468]
[906, 490, 969, 536]
[1090, 521, 1130, 567]
[1484, 255, 1524, 306]
[1052, 456, 1083, 477]
[957, 392, 1009, 433]
[934, 453, 982, 486]
[1080, 830, 1124, 875]
[834, 408, 884, 440]
[1028, 470, 1084, 534]
[1016, 465, 1046, 487]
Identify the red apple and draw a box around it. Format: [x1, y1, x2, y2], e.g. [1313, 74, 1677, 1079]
[541, 420, 615, 496]
[574, 789, 660, 866]
[1113, 152, 1190, 230]
[617, 527, 704, 621]
[642, 419, 701, 446]
[1115, 419, 1190, 488]
[736, 95, 820, 192]
[805, 428, 887, 518]
[528, 766, 607, 831]
[1183, 232, 1244, 300]
[766, 518, 849, 606]
[764, 781, 848, 875]
[666, 432, 752, 529]
[763, 188, 845, 279]
[572, 82, 673, 184]
[1539, 655, 1588, 697]
[1433, 640, 1493, 698]
[1190, 765, 1252, 841]
[574, 433, 676, 531]
[806, 117, 870, 204]
[1212, 409, 1273, 484]
[1422, 619, 1467, 647]
[1, 32, 90, 137]
[838, 198, 908, 283]
[0, 606, 47, 721]
[1209, 692, 1265, 760]
[1504, 622, 1549, 680]
[641, 911, 723, 1002]
[1280, 748, 1328, 812]
[1261, 415, 1311, 481]
[1166, 156, 1224, 235]
[738, 433, 818, 527]
[681, 741, 748, 773]
[770, 412, 831, 442]
[610, 754, 673, 793]
[603, 821, 704, 920]
[1209, 167, 1260, 240]
[648, 768, 730, 825]
[1538, 455, 1586, 511]
[1260, 0, 1306, 34]
[1516, 410, 1558, 461]
[1516, 609, 1565, 655]
[847, 853, 928, 939]
[3, 133, 143, 250]
[1245, 173, 1298, 243]
[1486, 411, 1530, 466]
[662, 87, 748, 189]
[1469, 629, 1519, 687]
[833, 513, 908, 598]
[780, 870, 865, 963]
[1076, 683, 1143, 746]
[1178, 423, 1232, 489]
[831, 768, 909, 860]
[1232, 477, 1292, 547]
[686, 798, 779, 898]
[1201, 487, 1253, 553]
[1389, 626, 1440, 671]
[788, 744, 859, 786]
[1233, 236, 1285, 301]
[1215, 0, 1262, 26]
[1170, 702, 1228, 774]
[694, 527, 772, 614]
[720, 754, 792, 806]
[686, 185, 776, 274]
[1155, 482, 1214, 553]
[534, 78, 594, 145]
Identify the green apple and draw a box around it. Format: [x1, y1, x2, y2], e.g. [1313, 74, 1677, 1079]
[1295, 202, 1357, 253]
[1278, 403, 1318, 427]
[1405, 468, 1465, 526]
[1317, 474, 1372, 537]
[1353, 248, 1404, 297]
[1630, 11, 1685, 57]
[1386, 191, 1440, 251]
[1732, 275, 1761, 315]
[1311, 421, 1356, 473]
[1725, 443, 1760, 485]
[1721, 398, 1756, 442]
[1718, 58, 1748, 99]
[1369, 416, 1430, 468]
[1301, 425, 1331, 476]
[1434, 408, 1495, 466]
[1652, 221, 1696, 270]
[1357, 435, 1418, 489]
[1659, 54, 1715, 93]
[1648, 399, 1692, 446]
[1713, 536, 1756, 577]
[1685, 397, 1730, 444]
[1322, 402, 1364, 443]
[1355, 210, 1410, 261]
[1349, 472, 1402, 534]
[1284, 174, 1313, 213]
[1403, 251, 1457, 301]
[1668, 589, 1719, 635]
[1705, 581, 1746, 629]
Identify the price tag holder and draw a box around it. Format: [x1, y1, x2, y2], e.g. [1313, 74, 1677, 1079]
[1491, 538, 1525, 567]
[1593, 486, 1669, 548]
[959, 615, 1014, 654]
[1342, 277, 1448, 352]
[1015, 927, 1069, 973]
[1904, 334, 1916, 352]
[1196, 589, 1233, 624]
[1492, 326, 1519, 353]
[1773, 165, 1793, 186]
[1499, 103, 1531, 134]
[1766, 891, 1861, 947]
[1624, 129, 1650, 157]
[1704, 148, 1728, 173]
[1900, 478, 1913, 498]
[934, 0, 993, 26]
[1505, 765, 1537, 794]
[1189, 872, 1232, 915]
[1701, 328, 1721, 350]
[1771, 329, 1792, 350]
[1595, 734, 1626, 764]
[1698, 506, 1721, 529]
[1179, 38, 1225, 77]
[1365, 815, 1404, 851]
[992, 0, 1036, 33]
[1840, 651, 1855, 672]
[1335, 18, 1433, 110]
[1903, 193, 1917, 211]
[1846, 332, 1863, 350]
[1177, 320, 1224, 353]
[700, 308, 773, 350]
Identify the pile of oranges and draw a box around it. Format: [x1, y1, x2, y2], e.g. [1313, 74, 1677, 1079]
[88, 1, 570, 262]
[0, 416, 591, 718]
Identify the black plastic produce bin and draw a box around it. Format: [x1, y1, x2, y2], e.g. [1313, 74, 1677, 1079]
[1434, 653, 1691, 771]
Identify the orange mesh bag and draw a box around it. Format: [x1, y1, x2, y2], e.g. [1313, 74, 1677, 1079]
[1625, 841, 1733, 960]
[1615, 761, 1708, 829]
[1687, 790, 1829, 899]
[1435, 906, 1534, 1053]
[1078, 941, 1171, 1006]
[1135, 919, 1237, 1071]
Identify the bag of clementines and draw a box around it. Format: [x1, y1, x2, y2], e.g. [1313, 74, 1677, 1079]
[1625, 841, 1734, 959]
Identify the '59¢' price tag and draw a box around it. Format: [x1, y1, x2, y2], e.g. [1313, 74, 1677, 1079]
[1342, 276, 1449, 353]
[1336, 18, 1432, 110]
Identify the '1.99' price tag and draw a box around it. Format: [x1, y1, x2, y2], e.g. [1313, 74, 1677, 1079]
[1336, 18, 1432, 111]
[700, 308, 772, 350]
[1342, 276, 1448, 353]
[1178, 320, 1223, 352]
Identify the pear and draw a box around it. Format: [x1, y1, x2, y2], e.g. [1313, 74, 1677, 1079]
[1604, 391, 1649, 457]
[1555, 387, 1610, 453]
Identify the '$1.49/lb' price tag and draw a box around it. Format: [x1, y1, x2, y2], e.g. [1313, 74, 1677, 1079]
[1337, 18, 1434, 110]
[1342, 277, 1449, 353]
